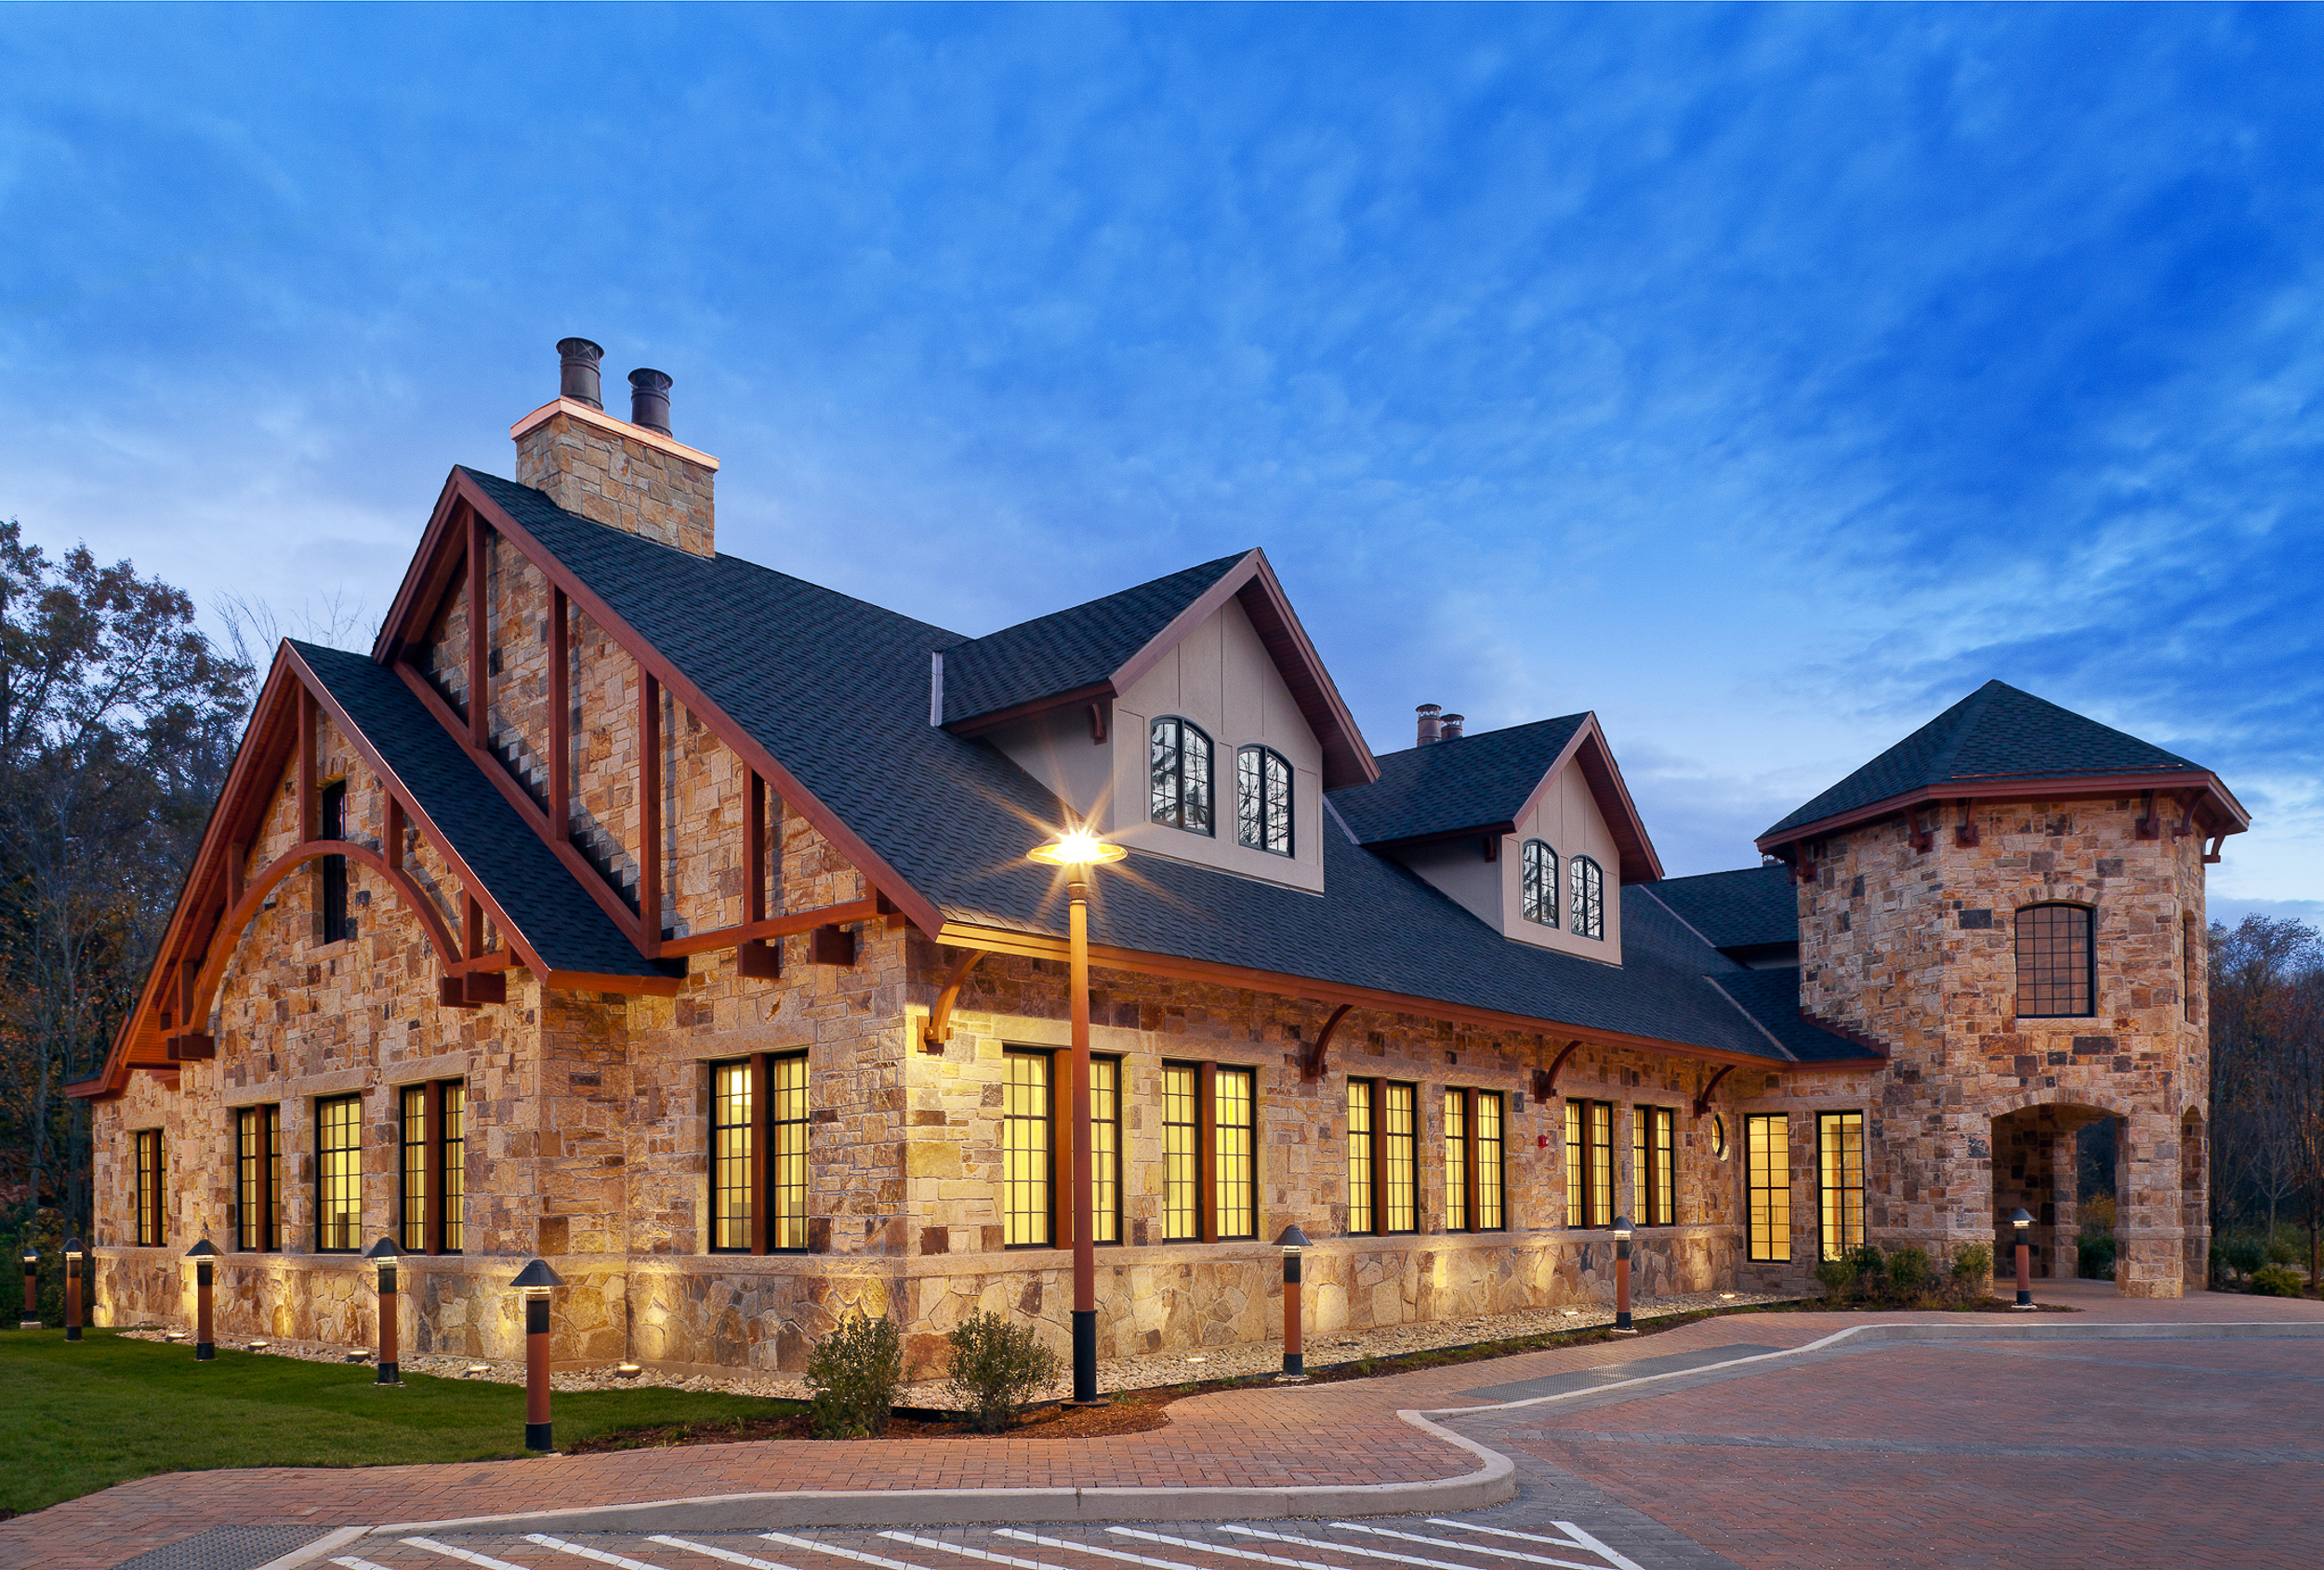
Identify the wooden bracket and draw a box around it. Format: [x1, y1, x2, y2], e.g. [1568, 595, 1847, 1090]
[438, 976, 482, 1010]
[2203, 833, 2225, 865]
[1088, 701, 1108, 744]
[810, 924, 856, 967]
[1692, 1063, 1735, 1118]
[922, 948, 992, 1051]
[1953, 798, 1979, 848]
[1299, 1003, 1353, 1082]
[738, 940, 781, 979]
[2136, 789, 2160, 840]
[1910, 811, 1935, 855]
[1536, 1039, 1581, 1102]
[2172, 790, 2198, 840]
[1481, 835, 1498, 863]
[165, 1034, 216, 1062]
[461, 970, 508, 1006]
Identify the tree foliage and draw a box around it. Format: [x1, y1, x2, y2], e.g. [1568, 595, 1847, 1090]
[2208, 914, 2324, 1286]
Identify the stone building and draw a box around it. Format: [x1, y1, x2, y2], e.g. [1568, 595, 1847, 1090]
[73, 342, 2250, 1372]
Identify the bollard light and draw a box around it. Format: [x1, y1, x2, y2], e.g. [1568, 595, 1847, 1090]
[63, 1238, 84, 1341]
[511, 1258, 564, 1452]
[19, 1247, 37, 1330]
[364, 1237, 402, 1384]
[2011, 1207, 2035, 1309]
[185, 1238, 219, 1360]
[1612, 1216, 1636, 1334]
[1275, 1224, 1312, 1380]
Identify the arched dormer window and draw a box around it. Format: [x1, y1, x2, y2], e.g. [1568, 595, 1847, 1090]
[1521, 839, 1558, 926]
[1236, 745, 1293, 856]
[1570, 854, 1604, 939]
[2016, 902, 2094, 1018]
[1150, 718, 1213, 835]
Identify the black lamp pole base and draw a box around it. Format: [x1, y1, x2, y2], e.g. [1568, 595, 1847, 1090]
[524, 1422, 553, 1452]
[64, 1327, 80, 1342]
[1280, 1352, 1303, 1378]
[195, 1341, 214, 1361]
[2014, 1289, 2034, 1307]
[1070, 1309, 1099, 1405]
[1614, 1312, 1634, 1332]
[377, 1362, 400, 1384]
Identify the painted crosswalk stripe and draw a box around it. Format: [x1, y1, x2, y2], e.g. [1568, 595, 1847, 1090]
[1220, 1524, 1486, 1570]
[880, 1531, 1067, 1570]
[996, 1527, 1215, 1570]
[1423, 1524, 1640, 1570]
[331, 1558, 403, 1570]
[1111, 1526, 1344, 1570]
[401, 1540, 538, 1570]
[524, 1533, 678, 1570]
[1322, 1524, 1598, 1570]
[759, 1530, 928, 1570]
[646, 1537, 801, 1570]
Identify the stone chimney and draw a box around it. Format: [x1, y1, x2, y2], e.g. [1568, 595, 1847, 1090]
[1416, 705, 1442, 745]
[1440, 713, 1464, 741]
[511, 338, 718, 557]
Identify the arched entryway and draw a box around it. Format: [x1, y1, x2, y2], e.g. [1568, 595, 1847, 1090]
[1988, 1096, 2149, 1295]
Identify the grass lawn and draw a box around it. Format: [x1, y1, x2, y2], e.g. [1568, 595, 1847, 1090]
[0, 1328, 801, 1520]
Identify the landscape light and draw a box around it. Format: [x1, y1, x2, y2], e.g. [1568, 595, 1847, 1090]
[1275, 1224, 1312, 1380]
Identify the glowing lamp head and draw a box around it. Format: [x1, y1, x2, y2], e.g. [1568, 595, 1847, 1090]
[1028, 828, 1126, 867]
[1613, 1216, 1633, 1241]
[2011, 1207, 2033, 1231]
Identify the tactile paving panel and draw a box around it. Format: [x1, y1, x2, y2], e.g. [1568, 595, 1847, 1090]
[107, 1524, 331, 1570]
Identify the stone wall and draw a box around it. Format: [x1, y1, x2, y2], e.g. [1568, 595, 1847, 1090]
[514, 405, 716, 558]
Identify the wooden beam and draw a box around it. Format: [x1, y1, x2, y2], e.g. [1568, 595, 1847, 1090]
[1198, 1061, 1220, 1246]
[422, 1082, 444, 1255]
[297, 690, 318, 843]
[384, 795, 404, 880]
[738, 770, 777, 978]
[749, 1054, 772, 1256]
[549, 587, 570, 841]
[465, 893, 485, 964]
[659, 896, 881, 957]
[923, 948, 991, 1051]
[640, 669, 661, 953]
[466, 512, 488, 751]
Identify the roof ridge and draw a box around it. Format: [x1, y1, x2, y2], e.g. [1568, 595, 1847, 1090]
[951, 548, 1253, 648]
[1367, 710, 1595, 763]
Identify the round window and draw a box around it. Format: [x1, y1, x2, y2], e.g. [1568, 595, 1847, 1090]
[1710, 1113, 1730, 1161]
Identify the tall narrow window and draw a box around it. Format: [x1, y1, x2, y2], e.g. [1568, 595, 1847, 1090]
[1150, 718, 1214, 835]
[1003, 1050, 1052, 1247]
[1588, 1100, 1613, 1225]
[1632, 1105, 1677, 1226]
[1346, 1079, 1374, 1234]
[1570, 854, 1604, 940]
[400, 1087, 429, 1252]
[1565, 1099, 1614, 1227]
[440, 1082, 466, 1252]
[1475, 1092, 1505, 1230]
[1746, 1112, 1791, 1262]
[1521, 840, 1558, 927]
[1163, 1065, 1199, 1241]
[266, 1104, 284, 1251]
[1444, 1091, 1468, 1231]
[2015, 903, 2093, 1018]
[1090, 1056, 1121, 1245]
[316, 1096, 362, 1252]
[1565, 1099, 1585, 1228]
[134, 1128, 164, 1247]
[234, 1107, 279, 1252]
[1380, 1082, 1416, 1234]
[1816, 1110, 1865, 1260]
[1236, 745, 1293, 856]
[2182, 912, 2200, 1024]
[1215, 1066, 1258, 1239]
[709, 1062, 753, 1252]
[770, 1053, 808, 1252]
[319, 780, 352, 943]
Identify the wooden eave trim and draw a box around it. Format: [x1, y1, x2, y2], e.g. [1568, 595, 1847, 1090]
[371, 471, 473, 664]
[1505, 715, 1666, 885]
[1357, 821, 1522, 854]
[1756, 769, 2251, 856]
[451, 469, 947, 936]
[939, 679, 1116, 740]
[930, 920, 1873, 1076]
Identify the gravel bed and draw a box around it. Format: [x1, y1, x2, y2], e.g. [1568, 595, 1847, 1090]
[112, 1289, 1796, 1406]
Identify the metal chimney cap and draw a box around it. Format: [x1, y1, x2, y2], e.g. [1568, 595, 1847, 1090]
[556, 338, 606, 411]
[627, 368, 674, 436]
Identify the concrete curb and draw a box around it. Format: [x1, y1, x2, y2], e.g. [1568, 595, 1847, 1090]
[365, 1318, 2324, 1537]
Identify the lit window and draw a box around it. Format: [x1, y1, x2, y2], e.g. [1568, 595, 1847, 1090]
[1150, 718, 1214, 835]
[1521, 840, 1558, 926]
[1476, 1092, 1504, 1231]
[1565, 1098, 1614, 1227]
[1347, 1079, 1415, 1234]
[2016, 903, 2093, 1018]
[1163, 1065, 1199, 1241]
[1817, 1111, 1865, 1260]
[1444, 1090, 1467, 1232]
[1747, 1113, 1790, 1262]
[316, 1096, 363, 1252]
[135, 1129, 164, 1247]
[1632, 1105, 1677, 1227]
[1449, 1089, 1505, 1231]
[710, 1055, 810, 1254]
[1236, 745, 1293, 856]
[1346, 1079, 1374, 1234]
[709, 1062, 753, 1252]
[770, 1055, 809, 1252]
[441, 1082, 466, 1253]
[400, 1087, 429, 1252]
[1214, 1067, 1257, 1240]
[1090, 1057, 1121, 1245]
[234, 1107, 280, 1252]
[1570, 855, 1604, 939]
[1003, 1050, 1052, 1247]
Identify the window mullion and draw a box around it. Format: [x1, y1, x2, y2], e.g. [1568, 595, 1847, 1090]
[750, 1054, 772, 1256]
[1198, 1062, 1219, 1245]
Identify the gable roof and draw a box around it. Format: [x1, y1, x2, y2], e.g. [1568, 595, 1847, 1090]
[1761, 679, 2249, 845]
[1708, 968, 1884, 1062]
[1641, 864, 1798, 955]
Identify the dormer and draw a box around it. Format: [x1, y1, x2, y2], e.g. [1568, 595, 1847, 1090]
[1332, 710, 1662, 963]
[938, 549, 1376, 894]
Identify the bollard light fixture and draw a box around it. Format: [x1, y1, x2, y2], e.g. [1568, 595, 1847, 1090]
[19, 1246, 37, 1330]
[1275, 1223, 1312, 1380]
[2010, 1207, 2035, 1309]
[364, 1237, 403, 1384]
[63, 1237, 84, 1342]
[1611, 1215, 1635, 1333]
[512, 1258, 565, 1452]
[185, 1238, 220, 1361]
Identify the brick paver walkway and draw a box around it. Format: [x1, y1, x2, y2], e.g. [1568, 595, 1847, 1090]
[7, 1283, 2318, 1570]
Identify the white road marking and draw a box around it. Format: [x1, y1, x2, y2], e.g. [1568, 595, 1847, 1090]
[1424, 1524, 1638, 1570]
[759, 1531, 927, 1570]
[1538, 1527, 1643, 1570]
[524, 1534, 678, 1570]
[997, 1527, 1213, 1570]
[1219, 1524, 1486, 1570]
[880, 1532, 1060, 1570]
[1113, 1527, 1345, 1570]
[402, 1540, 538, 1570]
[1323, 1524, 1599, 1570]
[646, 1537, 800, 1570]
[331, 1558, 403, 1570]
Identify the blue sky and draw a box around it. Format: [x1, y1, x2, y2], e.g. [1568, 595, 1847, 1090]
[3, 4, 2318, 921]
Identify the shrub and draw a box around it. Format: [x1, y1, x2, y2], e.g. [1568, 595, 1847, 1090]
[1949, 1243, 1993, 1285]
[1886, 1246, 1932, 1289]
[1814, 1258, 1855, 1299]
[943, 1310, 1063, 1433]
[2222, 1235, 2267, 1279]
[805, 1312, 904, 1439]
[1846, 1244, 1886, 1280]
[2265, 1236, 2301, 1266]
[2250, 1264, 2306, 1299]
[2077, 1230, 2117, 1280]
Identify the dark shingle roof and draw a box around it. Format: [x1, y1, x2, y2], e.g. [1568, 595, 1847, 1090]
[1329, 717, 1587, 845]
[1707, 968, 1880, 1063]
[293, 638, 678, 982]
[1764, 679, 2204, 839]
[463, 469, 1874, 1067]
[1642, 864, 1798, 954]
[939, 552, 1249, 726]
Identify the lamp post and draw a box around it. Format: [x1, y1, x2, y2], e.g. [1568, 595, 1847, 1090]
[19, 1247, 36, 1330]
[63, 1238, 84, 1341]
[511, 1258, 564, 1451]
[2011, 1207, 2035, 1309]
[185, 1238, 219, 1361]
[365, 1238, 401, 1384]
[1612, 1216, 1635, 1334]
[1027, 825, 1125, 1407]
[1275, 1224, 1311, 1379]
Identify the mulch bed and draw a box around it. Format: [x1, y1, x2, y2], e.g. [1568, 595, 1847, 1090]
[565, 1389, 1175, 1454]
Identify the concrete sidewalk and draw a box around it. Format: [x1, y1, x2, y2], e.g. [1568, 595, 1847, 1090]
[9, 1283, 2320, 1570]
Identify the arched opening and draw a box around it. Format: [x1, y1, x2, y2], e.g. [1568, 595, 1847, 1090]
[1989, 1100, 2125, 1291]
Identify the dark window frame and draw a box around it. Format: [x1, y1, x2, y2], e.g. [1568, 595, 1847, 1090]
[233, 1105, 282, 1252]
[2015, 902, 2095, 1019]
[318, 779, 353, 944]
[1235, 745, 1294, 857]
[1149, 717, 1215, 836]
[315, 1094, 363, 1254]
[134, 1128, 164, 1247]
[1631, 1103, 1678, 1227]
[1446, 1088, 1508, 1233]
[1163, 1061, 1201, 1242]
[1570, 854, 1605, 940]
[708, 1052, 812, 1256]
[395, 1080, 469, 1255]
[1213, 1063, 1259, 1241]
[1089, 1053, 1123, 1247]
[1565, 1098, 1616, 1228]
[1347, 1078, 1419, 1234]
[1746, 1111, 1791, 1262]
[1521, 839, 1559, 927]
[1816, 1109, 1865, 1261]
[1002, 1047, 1055, 1249]
[1167, 1059, 1258, 1242]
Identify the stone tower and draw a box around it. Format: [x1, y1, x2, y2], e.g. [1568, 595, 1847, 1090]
[1758, 682, 2248, 1298]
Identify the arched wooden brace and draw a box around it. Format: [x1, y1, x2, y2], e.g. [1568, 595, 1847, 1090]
[1298, 1003, 1354, 1082]
[921, 948, 992, 1051]
[169, 838, 464, 1050]
[1692, 1063, 1736, 1118]
[1533, 1038, 1582, 1102]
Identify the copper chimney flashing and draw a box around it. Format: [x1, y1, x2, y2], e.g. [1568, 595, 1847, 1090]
[628, 368, 673, 436]
[557, 338, 605, 410]
[1416, 704, 1442, 745]
[1440, 713, 1465, 741]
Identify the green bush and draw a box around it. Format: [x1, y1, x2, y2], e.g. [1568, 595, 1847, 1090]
[1814, 1258, 1855, 1299]
[943, 1310, 1063, 1434]
[2265, 1236, 2301, 1266]
[2221, 1235, 2267, 1279]
[1886, 1246, 1932, 1289]
[1949, 1243, 1993, 1285]
[2249, 1264, 2306, 1299]
[1846, 1243, 1886, 1279]
[2077, 1229, 2117, 1280]
[805, 1312, 903, 1438]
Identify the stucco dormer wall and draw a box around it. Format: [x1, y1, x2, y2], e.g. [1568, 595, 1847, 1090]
[1392, 759, 1625, 963]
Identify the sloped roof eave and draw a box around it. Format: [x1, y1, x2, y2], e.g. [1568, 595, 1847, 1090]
[1758, 766, 2251, 850]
